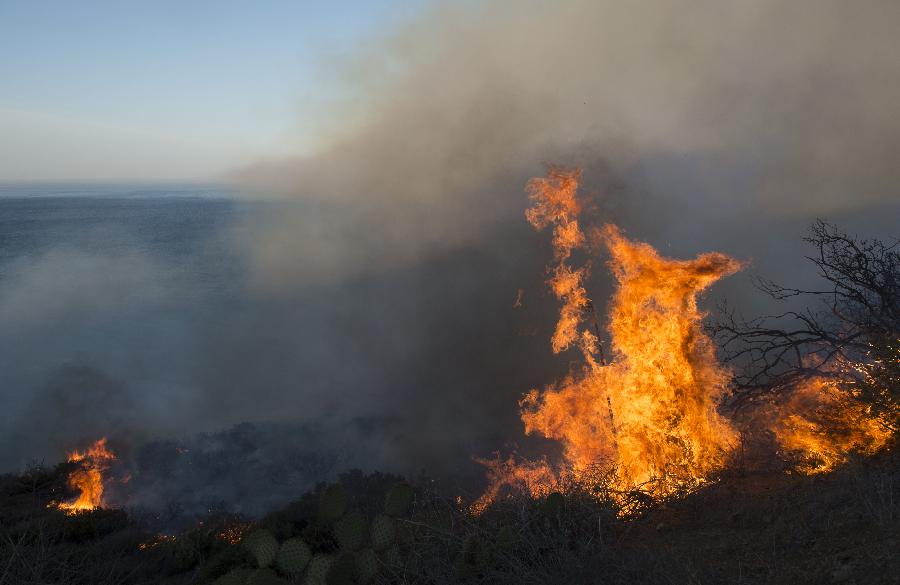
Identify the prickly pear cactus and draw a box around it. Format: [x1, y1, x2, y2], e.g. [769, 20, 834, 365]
[275, 537, 311, 576]
[246, 567, 287, 585]
[369, 514, 396, 551]
[383, 481, 413, 517]
[243, 529, 279, 568]
[327, 552, 356, 585]
[215, 567, 253, 585]
[305, 554, 333, 585]
[318, 484, 347, 525]
[354, 548, 380, 584]
[333, 510, 366, 551]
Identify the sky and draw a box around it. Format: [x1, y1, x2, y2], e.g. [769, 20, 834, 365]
[0, 0, 428, 182]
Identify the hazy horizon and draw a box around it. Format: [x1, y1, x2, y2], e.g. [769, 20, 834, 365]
[0, 0, 430, 182]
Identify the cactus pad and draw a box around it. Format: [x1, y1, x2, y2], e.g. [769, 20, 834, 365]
[318, 484, 347, 524]
[305, 554, 333, 585]
[243, 529, 279, 568]
[327, 552, 356, 585]
[275, 538, 311, 576]
[354, 548, 380, 584]
[215, 567, 252, 585]
[334, 510, 366, 551]
[246, 567, 287, 585]
[369, 514, 396, 551]
[383, 481, 413, 517]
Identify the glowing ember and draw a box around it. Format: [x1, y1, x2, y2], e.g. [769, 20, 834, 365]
[57, 438, 116, 514]
[138, 534, 177, 550]
[216, 523, 253, 544]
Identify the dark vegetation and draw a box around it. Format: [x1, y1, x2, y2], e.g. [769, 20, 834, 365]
[1, 451, 898, 585]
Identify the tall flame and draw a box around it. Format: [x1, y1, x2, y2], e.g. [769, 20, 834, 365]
[57, 437, 116, 514]
[479, 167, 743, 509]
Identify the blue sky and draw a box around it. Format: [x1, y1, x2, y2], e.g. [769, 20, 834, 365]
[0, 1, 428, 181]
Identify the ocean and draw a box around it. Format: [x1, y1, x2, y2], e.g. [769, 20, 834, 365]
[0, 183, 547, 511]
[0, 185, 255, 467]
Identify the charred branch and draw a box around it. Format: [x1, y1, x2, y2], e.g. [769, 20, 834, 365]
[711, 221, 899, 420]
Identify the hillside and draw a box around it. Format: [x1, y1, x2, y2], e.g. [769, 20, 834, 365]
[1, 444, 896, 585]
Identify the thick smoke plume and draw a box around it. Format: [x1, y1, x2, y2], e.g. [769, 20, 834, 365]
[238, 0, 900, 284]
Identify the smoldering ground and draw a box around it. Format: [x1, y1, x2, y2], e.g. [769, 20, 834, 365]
[2, 0, 899, 515]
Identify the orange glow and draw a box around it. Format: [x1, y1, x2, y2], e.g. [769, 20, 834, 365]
[138, 534, 177, 550]
[57, 438, 115, 514]
[216, 523, 253, 545]
[470, 455, 556, 515]
[770, 376, 893, 474]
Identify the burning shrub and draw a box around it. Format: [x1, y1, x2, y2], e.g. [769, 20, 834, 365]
[55, 437, 116, 514]
[480, 169, 897, 518]
[715, 220, 899, 466]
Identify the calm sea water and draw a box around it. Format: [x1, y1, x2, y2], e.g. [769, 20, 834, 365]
[0, 183, 242, 277]
[0, 185, 418, 514]
[0, 185, 263, 468]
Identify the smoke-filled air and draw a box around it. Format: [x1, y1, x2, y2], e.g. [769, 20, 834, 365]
[1, 1, 898, 584]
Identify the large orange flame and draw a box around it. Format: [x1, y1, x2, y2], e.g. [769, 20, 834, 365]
[523, 222, 743, 490]
[478, 167, 742, 510]
[57, 438, 116, 514]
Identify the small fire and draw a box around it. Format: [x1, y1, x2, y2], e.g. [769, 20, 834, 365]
[57, 437, 116, 514]
[471, 454, 556, 515]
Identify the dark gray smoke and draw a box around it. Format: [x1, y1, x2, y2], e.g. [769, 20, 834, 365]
[2, 0, 899, 514]
[237, 0, 900, 285]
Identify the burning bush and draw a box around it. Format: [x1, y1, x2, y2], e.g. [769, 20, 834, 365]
[715, 220, 899, 469]
[56, 437, 116, 514]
